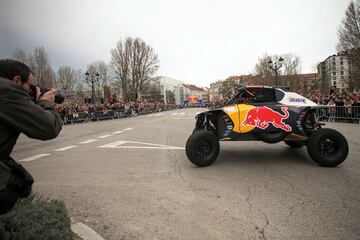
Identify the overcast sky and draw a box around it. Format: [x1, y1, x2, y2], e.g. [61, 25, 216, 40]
[0, 0, 351, 87]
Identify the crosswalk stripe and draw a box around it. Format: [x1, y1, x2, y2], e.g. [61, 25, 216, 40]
[98, 134, 112, 139]
[19, 154, 51, 162]
[54, 145, 78, 151]
[79, 139, 98, 144]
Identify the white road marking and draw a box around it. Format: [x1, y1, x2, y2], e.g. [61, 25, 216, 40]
[98, 140, 184, 150]
[178, 112, 185, 116]
[112, 131, 124, 134]
[124, 128, 134, 131]
[171, 113, 178, 116]
[71, 222, 105, 240]
[54, 145, 78, 151]
[19, 154, 51, 162]
[175, 117, 193, 120]
[98, 134, 112, 139]
[79, 139, 98, 144]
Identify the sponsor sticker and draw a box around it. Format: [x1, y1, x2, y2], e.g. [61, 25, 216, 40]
[287, 97, 306, 104]
[242, 106, 292, 132]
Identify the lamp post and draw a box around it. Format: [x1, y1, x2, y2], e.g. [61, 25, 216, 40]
[268, 57, 284, 86]
[85, 71, 100, 104]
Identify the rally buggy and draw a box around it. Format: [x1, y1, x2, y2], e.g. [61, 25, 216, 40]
[185, 85, 349, 167]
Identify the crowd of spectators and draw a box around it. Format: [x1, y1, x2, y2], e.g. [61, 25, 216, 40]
[307, 91, 360, 123]
[55, 99, 177, 124]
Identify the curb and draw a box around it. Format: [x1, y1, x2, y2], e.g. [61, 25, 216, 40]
[71, 222, 105, 240]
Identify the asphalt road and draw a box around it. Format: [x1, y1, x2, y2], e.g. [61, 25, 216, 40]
[12, 108, 360, 240]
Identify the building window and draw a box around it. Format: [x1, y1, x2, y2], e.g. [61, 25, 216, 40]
[332, 81, 336, 85]
[340, 62, 343, 65]
[333, 62, 336, 66]
[341, 71, 344, 75]
[333, 72, 336, 75]
[332, 67, 335, 71]
[340, 57, 343, 61]
[340, 66, 344, 70]
[333, 76, 336, 80]
[341, 76, 344, 80]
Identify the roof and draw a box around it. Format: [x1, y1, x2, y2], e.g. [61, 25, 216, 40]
[182, 84, 206, 92]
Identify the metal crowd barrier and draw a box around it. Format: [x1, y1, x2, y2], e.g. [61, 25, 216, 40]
[60, 106, 178, 125]
[315, 106, 360, 123]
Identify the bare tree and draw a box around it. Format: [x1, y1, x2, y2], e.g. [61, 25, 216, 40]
[111, 39, 130, 99]
[254, 53, 302, 87]
[111, 37, 159, 100]
[281, 54, 302, 89]
[12, 47, 55, 88]
[30, 47, 55, 88]
[56, 66, 81, 93]
[254, 53, 273, 77]
[12, 47, 30, 65]
[337, 0, 360, 52]
[86, 60, 109, 101]
[219, 77, 238, 97]
[337, 0, 360, 91]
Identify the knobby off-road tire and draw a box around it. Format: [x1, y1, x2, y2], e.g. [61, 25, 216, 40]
[186, 130, 220, 167]
[307, 128, 349, 167]
[284, 141, 305, 148]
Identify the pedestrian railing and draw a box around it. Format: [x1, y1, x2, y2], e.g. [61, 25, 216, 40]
[315, 106, 360, 124]
[60, 106, 179, 125]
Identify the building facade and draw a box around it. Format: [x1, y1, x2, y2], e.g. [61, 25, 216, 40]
[318, 52, 352, 92]
[158, 77, 207, 104]
[158, 76, 184, 104]
[181, 84, 207, 100]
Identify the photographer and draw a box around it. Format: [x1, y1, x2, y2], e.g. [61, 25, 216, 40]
[0, 59, 62, 214]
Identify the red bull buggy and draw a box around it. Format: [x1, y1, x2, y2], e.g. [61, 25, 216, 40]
[185, 85, 349, 167]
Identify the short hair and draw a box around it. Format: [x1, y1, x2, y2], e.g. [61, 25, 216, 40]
[0, 59, 32, 83]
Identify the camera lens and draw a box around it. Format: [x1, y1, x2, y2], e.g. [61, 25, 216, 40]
[54, 94, 65, 104]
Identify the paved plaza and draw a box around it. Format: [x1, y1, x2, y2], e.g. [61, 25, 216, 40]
[12, 108, 360, 240]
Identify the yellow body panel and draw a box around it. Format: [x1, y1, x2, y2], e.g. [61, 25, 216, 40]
[223, 105, 240, 133]
[223, 104, 256, 133]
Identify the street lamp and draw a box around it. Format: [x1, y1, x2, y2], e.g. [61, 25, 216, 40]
[85, 71, 100, 104]
[268, 57, 284, 86]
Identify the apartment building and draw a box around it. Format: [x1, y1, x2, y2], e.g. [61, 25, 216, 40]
[318, 52, 353, 92]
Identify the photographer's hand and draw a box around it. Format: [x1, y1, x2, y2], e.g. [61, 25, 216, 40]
[39, 89, 56, 102]
[35, 86, 41, 102]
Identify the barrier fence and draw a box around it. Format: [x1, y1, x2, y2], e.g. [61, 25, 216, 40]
[315, 106, 360, 123]
[59, 105, 179, 125]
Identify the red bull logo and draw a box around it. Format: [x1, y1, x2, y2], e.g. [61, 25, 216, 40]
[242, 106, 292, 132]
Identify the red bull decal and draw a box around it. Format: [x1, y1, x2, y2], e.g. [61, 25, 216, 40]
[242, 106, 292, 132]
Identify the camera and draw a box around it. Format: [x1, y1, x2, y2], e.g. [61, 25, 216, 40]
[28, 85, 65, 104]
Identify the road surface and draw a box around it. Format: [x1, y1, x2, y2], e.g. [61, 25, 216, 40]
[12, 108, 360, 240]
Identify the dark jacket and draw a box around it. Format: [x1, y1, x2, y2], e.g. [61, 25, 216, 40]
[0, 76, 62, 213]
[0, 77, 62, 160]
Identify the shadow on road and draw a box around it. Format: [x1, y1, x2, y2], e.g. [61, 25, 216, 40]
[214, 145, 317, 168]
